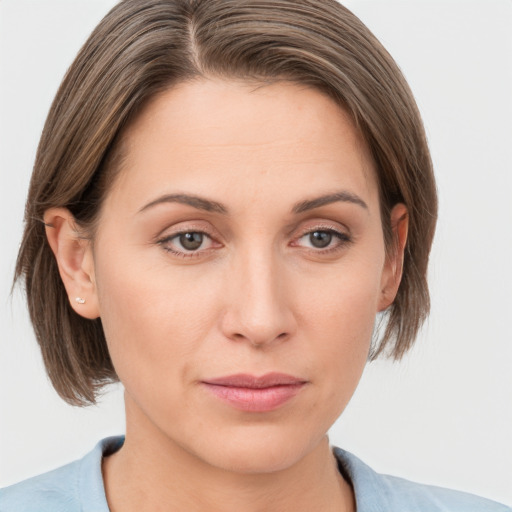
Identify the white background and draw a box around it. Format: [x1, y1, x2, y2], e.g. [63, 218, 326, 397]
[1, 0, 511, 506]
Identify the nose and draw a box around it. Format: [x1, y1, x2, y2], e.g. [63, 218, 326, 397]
[219, 248, 297, 348]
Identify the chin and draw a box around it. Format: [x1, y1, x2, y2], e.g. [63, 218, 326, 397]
[188, 426, 326, 475]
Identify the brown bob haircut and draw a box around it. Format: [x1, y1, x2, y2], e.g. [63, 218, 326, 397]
[15, 0, 437, 405]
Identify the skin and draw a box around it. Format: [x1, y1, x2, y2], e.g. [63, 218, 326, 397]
[45, 79, 407, 512]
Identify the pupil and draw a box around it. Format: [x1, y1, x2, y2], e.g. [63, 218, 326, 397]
[180, 232, 203, 250]
[310, 231, 332, 248]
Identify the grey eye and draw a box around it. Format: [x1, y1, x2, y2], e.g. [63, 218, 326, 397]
[179, 232, 204, 250]
[309, 231, 332, 248]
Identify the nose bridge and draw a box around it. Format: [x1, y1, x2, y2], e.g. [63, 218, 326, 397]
[221, 242, 295, 346]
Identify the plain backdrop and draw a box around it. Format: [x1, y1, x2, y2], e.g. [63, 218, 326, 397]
[1, 0, 511, 506]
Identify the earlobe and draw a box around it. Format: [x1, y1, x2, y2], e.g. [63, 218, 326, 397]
[44, 208, 100, 319]
[378, 203, 408, 312]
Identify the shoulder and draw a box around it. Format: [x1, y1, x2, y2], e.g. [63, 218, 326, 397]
[0, 459, 82, 512]
[0, 436, 123, 512]
[333, 447, 512, 512]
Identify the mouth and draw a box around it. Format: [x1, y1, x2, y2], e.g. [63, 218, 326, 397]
[201, 373, 308, 412]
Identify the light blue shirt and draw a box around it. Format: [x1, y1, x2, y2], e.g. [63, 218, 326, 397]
[1, 436, 510, 511]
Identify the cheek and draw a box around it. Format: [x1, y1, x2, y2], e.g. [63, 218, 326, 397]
[297, 252, 383, 346]
[93, 246, 222, 393]
[294, 253, 384, 403]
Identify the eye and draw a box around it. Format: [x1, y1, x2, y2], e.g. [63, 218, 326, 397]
[295, 228, 351, 251]
[178, 232, 205, 251]
[158, 231, 214, 256]
[308, 230, 333, 248]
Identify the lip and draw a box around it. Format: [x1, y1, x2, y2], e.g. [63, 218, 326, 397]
[201, 373, 308, 412]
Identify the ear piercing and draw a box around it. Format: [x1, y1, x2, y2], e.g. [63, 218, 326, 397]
[75, 297, 86, 304]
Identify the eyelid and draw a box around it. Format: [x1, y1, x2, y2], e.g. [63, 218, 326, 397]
[153, 220, 224, 259]
[293, 219, 351, 241]
[156, 231, 221, 260]
[152, 218, 221, 242]
[153, 219, 352, 258]
[290, 221, 353, 252]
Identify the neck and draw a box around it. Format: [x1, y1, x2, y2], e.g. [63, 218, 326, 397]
[103, 399, 355, 512]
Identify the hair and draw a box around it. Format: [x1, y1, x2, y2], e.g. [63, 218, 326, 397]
[15, 0, 437, 405]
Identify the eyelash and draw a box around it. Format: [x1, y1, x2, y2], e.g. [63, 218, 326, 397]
[157, 230, 217, 259]
[292, 225, 352, 254]
[156, 225, 352, 259]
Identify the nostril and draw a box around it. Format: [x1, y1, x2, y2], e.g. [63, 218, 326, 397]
[231, 331, 290, 346]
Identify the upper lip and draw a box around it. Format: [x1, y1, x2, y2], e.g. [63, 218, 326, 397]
[202, 373, 307, 389]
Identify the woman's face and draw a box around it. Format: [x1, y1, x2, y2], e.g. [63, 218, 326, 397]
[86, 79, 403, 473]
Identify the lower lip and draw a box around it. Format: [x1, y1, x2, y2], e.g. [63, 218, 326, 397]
[201, 383, 305, 412]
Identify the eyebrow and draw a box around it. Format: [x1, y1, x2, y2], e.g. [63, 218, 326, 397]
[139, 193, 228, 214]
[292, 191, 368, 213]
[138, 190, 368, 215]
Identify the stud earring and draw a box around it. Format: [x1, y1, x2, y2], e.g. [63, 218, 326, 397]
[75, 297, 86, 304]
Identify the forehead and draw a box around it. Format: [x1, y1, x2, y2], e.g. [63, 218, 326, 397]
[108, 78, 378, 213]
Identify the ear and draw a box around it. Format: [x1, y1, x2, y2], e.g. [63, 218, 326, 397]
[378, 203, 408, 312]
[44, 208, 100, 319]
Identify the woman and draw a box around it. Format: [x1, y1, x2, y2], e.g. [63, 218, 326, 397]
[1, 0, 510, 510]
